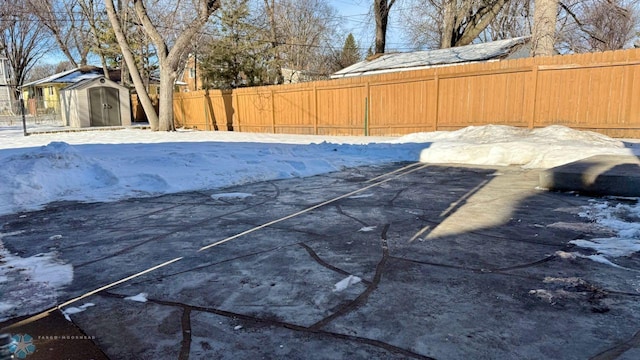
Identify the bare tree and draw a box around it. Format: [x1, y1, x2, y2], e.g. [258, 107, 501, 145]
[401, 0, 512, 49]
[0, 3, 51, 88]
[25, 63, 59, 83]
[269, 0, 338, 76]
[105, 0, 221, 131]
[401, 0, 637, 52]
[77, 0, 112, 77]
[262, 0, 284, 83]
[374, 0, 396, 53]
[28, 0, 93, 67]
[401, 1, 442, 49]
[441, 0, 511, 48]
[558, 0, 638, 52]
[484, 0, 534, 41]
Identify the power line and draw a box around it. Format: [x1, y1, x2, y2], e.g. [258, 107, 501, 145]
[1, 3, 423, 54]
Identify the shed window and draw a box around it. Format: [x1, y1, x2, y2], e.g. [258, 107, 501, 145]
[189, 68, 195, 78]
[48, 87, 54, 95]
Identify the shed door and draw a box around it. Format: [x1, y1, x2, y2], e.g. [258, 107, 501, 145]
[89, 87, 121, 126]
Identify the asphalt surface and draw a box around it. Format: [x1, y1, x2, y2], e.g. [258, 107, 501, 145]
[1, 162, 640, 359]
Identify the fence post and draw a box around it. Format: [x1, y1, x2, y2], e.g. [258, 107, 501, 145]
[270, 89, 276, 133]
[179, 94, 185, 128]
[233, 91, 241, 132]
[203, 90, 212, 131]
[313, 84, 318, 135]
[365, 80, 371, 136]
[433, 74, 440, 131]
[364, 97, 369, 136]
[20, 91, 27, 136]
[528, 65, 539, 129]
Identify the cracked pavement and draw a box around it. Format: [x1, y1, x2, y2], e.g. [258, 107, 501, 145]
[2, 162, 640, 359]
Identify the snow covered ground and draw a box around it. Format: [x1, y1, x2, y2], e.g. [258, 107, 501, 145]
[0, 124, 639, 321]
[1, 124, 637, 217]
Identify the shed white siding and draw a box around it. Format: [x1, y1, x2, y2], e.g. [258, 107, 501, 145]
[60, 77, 131, 128]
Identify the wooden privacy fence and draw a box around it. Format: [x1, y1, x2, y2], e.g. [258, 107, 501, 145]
[171, 48, 640, 138]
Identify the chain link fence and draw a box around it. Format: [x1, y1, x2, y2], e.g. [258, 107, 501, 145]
[0, 94, 64, 128]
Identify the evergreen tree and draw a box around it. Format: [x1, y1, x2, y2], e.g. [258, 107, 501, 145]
[340, 33, 361, 68]
[200, 0, 271, 89]
[366, 46, 374, 59]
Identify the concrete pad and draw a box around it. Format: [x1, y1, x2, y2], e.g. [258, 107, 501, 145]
[1, 163, 640, 359]
[540, 155, 640, 197]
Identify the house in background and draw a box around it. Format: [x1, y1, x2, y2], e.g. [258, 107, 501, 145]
[0, 57, 15, 114]
[22, 66, 122, 116]
[178, 54, 204, 92]
[281, 67, 329, 84]
[331, 37, 530, 79]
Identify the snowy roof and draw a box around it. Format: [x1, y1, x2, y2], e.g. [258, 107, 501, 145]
[332, 37, 530, 79]
[22, 67, 121, 87]
[61, 76, 128, 92]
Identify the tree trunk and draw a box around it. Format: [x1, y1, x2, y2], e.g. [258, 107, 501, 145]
[532, 0, 558, 56]
[104, 0, 159, 129]
[119, 0, 130, 88]
[135, 0, 220, 130]
[440, 0, 509, 49]
[157, 70, 176, 131]
[264, 0, 284, 84]
[374, 0, 395, 54]
[441, 0, 457, 48]
[455, 0, 509, 47]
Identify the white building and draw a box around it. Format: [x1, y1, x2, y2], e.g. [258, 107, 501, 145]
[0, 57, 15, 114]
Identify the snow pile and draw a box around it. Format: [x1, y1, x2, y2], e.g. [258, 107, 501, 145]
[0, 231, 74, 321]
[405, 125, 630, 168]
[0, 128, 424, 216]
[124, 292, 149, 303]
[569, 200, 640, 265]
[358, 226, 376, 232]
[61, 303, 95, 321]
[211, 193, 253, 200]
[333, 275, 362, 292]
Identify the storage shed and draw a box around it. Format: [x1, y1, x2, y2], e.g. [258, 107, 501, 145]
[60, 76, 131, 128]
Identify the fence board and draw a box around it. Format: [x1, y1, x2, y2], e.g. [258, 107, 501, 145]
[369, 79, 436, 134]
[273, 89, 315, 134]
[316, 85, 366, 135]
[207, 90, 233, 131]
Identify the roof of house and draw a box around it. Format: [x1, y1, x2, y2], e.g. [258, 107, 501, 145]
[22, 67, 122, 87]
[331, 37, 530, 79]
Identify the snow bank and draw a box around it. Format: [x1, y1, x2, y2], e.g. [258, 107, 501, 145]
[0, 128, 429, 216]
[0, 125, 637, 217]
[406, 125, 632, 168]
